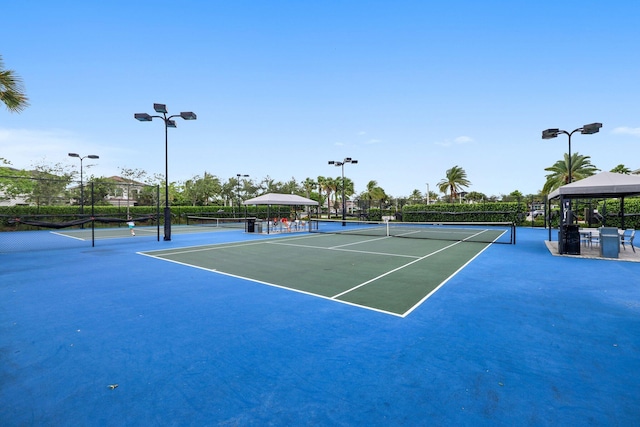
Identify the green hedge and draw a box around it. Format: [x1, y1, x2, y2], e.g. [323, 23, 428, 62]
[402, 202, 524, 223]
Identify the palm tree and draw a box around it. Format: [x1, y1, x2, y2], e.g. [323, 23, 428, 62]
[408, 189, 423, 204]
[326, 177, 339, 217]
[302, 178, 316, 199]
[335, 176, 355, 215]
[0, 55, 29, 113]
[317, 176, 334, 217]
[437, 166, 471, 202]
[362, 180, 387, 210]
[610, 164, 631, 174]
[542, 152, 599, 194]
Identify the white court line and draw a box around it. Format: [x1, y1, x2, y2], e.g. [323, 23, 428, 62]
[331, 240, 464, 299]
[137, 249, 405, 317]
[266, 240, 420, 259]
[50, 231, 85, 241]
[138, 232, 492, 317]
[402, 239, 495, 317]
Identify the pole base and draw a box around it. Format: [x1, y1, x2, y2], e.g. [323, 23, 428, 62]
[164, 207, 172, 241]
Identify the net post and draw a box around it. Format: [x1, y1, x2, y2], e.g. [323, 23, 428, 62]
[156, 185, 160, 242]
[91, 181, 95, 247]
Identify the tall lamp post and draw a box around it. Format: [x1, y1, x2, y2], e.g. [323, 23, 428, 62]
[542, 122, 602, 185]
[236, 174, 249, 216]
[542, 122, 602, 225]
[135, 103, 197, 241]
[68, 153, 99, 214]
[543, 122, 602, 255]
[328, 157, 357, 226]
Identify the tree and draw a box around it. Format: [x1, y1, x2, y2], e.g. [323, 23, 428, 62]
[182, 172, 221, 206]
[335, 176, 355, 214]
[280, 177, 300, 195]
[361, 180, 387, 209]
[464, 191, 487, 202]
[325, 177, 339, 216]
[0, 55, 29, 113]
[302, 178, 316, 199]
[501, 190, 523, 202]
[437, 166, 471, 202]
[86, 176, 118, 206]
[317, 176, 333, 217]
[542, 152, 599, 194]
[0, 158, 34, 202]
[408, 189, 423, 204]
[120, 167, 148, 214]
[610, 164, 631, 174]
[29, 161, 74, 207]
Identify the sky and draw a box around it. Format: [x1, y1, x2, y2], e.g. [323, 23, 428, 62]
[1, 0, 639, 199]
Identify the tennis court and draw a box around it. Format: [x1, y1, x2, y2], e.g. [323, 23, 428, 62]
[141, 232, 495, 316]
[50, 221, 245, 241]
[3, 226, 640, 425]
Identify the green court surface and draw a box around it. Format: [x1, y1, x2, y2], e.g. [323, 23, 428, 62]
[140, 233, 492, 316]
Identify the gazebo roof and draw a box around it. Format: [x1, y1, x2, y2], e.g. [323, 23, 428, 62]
[242, 193, 318, 206]
[548, 172, 640, 200]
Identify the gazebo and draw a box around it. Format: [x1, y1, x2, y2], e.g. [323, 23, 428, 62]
[242, 193, 318, 234]
[547, 172, 640, 253]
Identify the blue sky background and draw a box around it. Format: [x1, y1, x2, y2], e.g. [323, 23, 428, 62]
[1, 0, 639, 198]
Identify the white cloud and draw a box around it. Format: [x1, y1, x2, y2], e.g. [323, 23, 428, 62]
[454, 136, 474, 144]
[365, 139, 381, 145]
[0, 127, 126, 177]
[612, 127, 640, 137]
[0, 128, 83, 168]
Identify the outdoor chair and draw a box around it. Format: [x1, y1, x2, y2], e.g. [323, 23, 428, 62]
[620, 229, 635, 252]
[580, 231, 591, 247]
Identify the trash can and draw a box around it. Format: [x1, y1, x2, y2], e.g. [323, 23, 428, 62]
[559, 224, 580, 255]
[599, 227, 619, 258]
[247, 218, 256, 233]
[255, 220, 262, 233]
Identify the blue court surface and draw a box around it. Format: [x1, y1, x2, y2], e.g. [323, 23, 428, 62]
[1, 227, 639, 426]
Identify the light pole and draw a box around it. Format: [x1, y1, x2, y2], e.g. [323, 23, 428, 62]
[68, 153, 99, 214]
[328, 157, 357, 226]
[543, 123, 602, 255]
[135, 103, 197, 241]
[426, 183, 430, 205]
[542, 122, 602, 185]
[236, 174, 249, 216]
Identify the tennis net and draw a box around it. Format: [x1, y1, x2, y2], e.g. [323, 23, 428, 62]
[309, 219, 516, 244]
[185, 216, 248, 229]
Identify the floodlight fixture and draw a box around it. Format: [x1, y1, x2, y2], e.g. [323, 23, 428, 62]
[542, 128, 560, 139]
[154, 103, 168, 113]
[180, 111, 197, 120]
[134, 113, 153, 121]
[581, 122, 602, 135]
